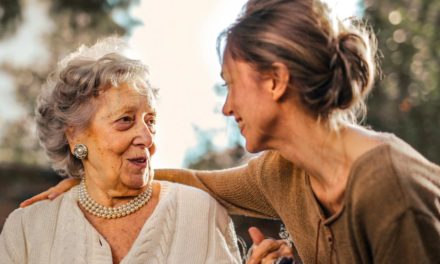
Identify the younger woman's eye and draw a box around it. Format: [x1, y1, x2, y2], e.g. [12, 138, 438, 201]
[221, 82, 231, 89]
[216, 82, 229, 96]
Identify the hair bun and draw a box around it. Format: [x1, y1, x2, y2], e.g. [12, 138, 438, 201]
[319, 30, 376, 117]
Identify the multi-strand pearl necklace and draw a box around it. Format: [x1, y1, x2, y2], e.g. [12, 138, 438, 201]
[78, 178, 153, 219]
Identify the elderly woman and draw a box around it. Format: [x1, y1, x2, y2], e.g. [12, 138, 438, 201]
[0, 39, 241, 264]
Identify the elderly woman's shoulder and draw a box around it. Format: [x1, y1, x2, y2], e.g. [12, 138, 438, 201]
[160, 180, 218, 202]
[4, 188, 73, 233]
[159, 181, 228, 215]
[159, 181, 232, 232]
[0, 189, 76, 262]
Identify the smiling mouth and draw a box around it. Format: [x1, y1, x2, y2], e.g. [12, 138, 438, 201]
[237, 121, 244, 133]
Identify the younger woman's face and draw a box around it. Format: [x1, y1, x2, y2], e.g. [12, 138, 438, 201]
[221, 52, 280, 153]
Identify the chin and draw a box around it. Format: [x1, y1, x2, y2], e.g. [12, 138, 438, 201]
[124, 162, 154, 189]
[245, 141, 264, 153]
[122, 173, 149, 190]
[244, 135, 270, 153]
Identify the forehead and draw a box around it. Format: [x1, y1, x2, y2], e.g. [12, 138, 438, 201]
[96, 83, 156, 116]
[221, 54, 258, 81]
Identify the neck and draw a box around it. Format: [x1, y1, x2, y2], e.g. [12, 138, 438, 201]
[267, 113, 383, 213]
[82, 175, 148, 208]
[278, 121, 352, 187]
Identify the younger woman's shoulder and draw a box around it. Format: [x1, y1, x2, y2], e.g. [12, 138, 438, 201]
[348, 133, 440, 216]
[370, 134, 440, 188]
[352, 133, 440, 184]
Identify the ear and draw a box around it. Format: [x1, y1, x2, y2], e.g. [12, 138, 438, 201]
[269, 62, 290, 101]
[65, 126, 78, 153]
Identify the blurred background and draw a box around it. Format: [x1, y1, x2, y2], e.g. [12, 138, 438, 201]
[0, 0, 439, 254]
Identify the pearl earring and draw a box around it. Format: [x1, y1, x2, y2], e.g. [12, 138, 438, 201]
[73, 144, 88, 160]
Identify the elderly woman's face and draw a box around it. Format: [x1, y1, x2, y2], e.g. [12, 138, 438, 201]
[76, 83, 156, 191]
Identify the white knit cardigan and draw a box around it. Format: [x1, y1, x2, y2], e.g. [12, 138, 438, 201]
[0, 181, 241, 264]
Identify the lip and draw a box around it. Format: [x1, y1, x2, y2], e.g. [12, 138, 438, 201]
[235, 118, 244, 134]
[127, 156, 148, 169]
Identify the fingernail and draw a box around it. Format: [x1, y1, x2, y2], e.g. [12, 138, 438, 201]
[48, 193, 56, 199]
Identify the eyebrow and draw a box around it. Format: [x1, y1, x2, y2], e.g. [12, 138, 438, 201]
[109, 106, 136, 117]
[147, 110, 157, 116]
[108, 106, 157, 119]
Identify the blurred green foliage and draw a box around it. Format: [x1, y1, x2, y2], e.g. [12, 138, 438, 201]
[364, 0, 440, 163]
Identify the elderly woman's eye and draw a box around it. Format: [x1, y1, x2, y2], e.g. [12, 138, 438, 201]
[119, 116, 134, 123]
[113, 115, 135, 131]
[115, 116, 135, 130]
[146, 118, 157, 134]
[147, 119, 156, 126]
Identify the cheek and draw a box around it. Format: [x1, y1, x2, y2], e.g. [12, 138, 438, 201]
[107, 140, 132, 155]
[252, 100, 277, 131]
[258, 115, 275, 133]
[106, 131, 133, 151]
[91, 136, 132, 163]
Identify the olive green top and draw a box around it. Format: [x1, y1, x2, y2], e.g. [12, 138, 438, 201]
[156, 134, 440, 263]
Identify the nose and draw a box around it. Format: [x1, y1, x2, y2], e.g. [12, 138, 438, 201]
[133, 121, 154, 149]
[222, 94, 233, 117]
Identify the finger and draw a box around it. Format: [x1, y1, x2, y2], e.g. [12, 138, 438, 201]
[20, 178, 80, 207]
[47, 192, 61, 200]
[20, 190, 52, 208]
[262, 249, 285, 263]
[261, 251, 283, 264]
[249, 226, 265, 245]
[47, 178, 79, 199]
[247, 239, 284, 264]
[278, 244, 294, 258]
[48, 178, 79, 198]
[58, 178, 81, 190]
[263, 245, 294, 264]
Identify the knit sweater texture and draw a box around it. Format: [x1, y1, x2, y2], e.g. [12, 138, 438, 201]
[155, 134, 440, 264]
[0, 181, 241, 264]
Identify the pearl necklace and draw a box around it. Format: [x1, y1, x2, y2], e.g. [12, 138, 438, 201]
[78, 178, 153, 219]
